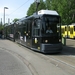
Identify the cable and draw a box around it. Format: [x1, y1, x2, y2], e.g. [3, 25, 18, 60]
[9, 0, 30, 16]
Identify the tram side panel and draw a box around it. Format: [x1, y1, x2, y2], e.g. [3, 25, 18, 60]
[31, 19, 42, 51]
[61, 25, 70, 38]
[69, 25, 73, 39]
[4, 24, 15, 40]
[61, 25, 75, 39]
[25, 20, 32, 48]
[73, 25, 75, 39]
[61, 25, 65, 38]
[65, 25, 68, 38]
[15, 19, 33, 49]
[71, 25, 75, 39]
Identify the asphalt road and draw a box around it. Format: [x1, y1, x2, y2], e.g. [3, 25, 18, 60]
[0, 48, 32, 75]
[0, 39, 75, 75]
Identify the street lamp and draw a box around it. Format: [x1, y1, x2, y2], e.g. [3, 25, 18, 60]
[34, 0, 40, 15]
[4, 7, 8, 25]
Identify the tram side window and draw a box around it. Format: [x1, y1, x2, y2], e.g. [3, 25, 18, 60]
[33, 20, 40, 36]
[22, 22, 26, 36]
[70, 28, 73, 34]
[26, 21, 28, 33]
[61, 28, 64, 33]
[33, 29, 40, 36]
[65, 27, 67, 31]
[28, 20, 32, 38]
[68, 26, 70, 31]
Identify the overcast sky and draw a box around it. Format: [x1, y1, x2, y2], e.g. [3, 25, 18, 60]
[0, 0, 35, 23]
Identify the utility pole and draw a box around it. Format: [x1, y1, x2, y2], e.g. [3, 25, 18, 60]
[34, 0, 40, 15]
[4, 7, 8, 25]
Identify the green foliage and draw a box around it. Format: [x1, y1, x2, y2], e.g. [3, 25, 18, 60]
[27, 0, 75, 25]
[45, 0, 75, 25]
[45, 0, 52, 10]
[38, 0, 46, 10]
[0, 22, 4, 30]
[27, 2, 35, 16]
[13, 18, 19, 22]
[27, 0, 46, 16]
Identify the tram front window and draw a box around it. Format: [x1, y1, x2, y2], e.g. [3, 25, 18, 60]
[41, 15, 60, 35]
[41, 15, 61, 44]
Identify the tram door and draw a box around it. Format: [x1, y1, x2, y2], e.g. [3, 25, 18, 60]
[32, 19, 41, 50]
[25, 20, 32, 47]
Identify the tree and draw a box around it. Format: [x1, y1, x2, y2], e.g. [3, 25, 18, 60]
[38, 0, 46, 10]
[13, 18, 19, 22]
[45, 0, 75, 24]
[0, 22, 4, 30]
[27, 0, 75, 24]
[45, 0, 52, 10]
[27, 0, 46, 16]
[27, 2, 35, 16]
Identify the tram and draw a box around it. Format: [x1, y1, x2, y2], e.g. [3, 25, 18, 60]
[61, 24, 75, 39]
[4, 23, 15, 40]
[5, 10, 62, 53]
[61, 25, 69, 38]
[61, 25, 65, 37]
[69, 24, 75, 39]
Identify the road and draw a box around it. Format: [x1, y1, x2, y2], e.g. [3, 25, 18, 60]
[0, 41, 32, 75]
[0, 39, 75, 75]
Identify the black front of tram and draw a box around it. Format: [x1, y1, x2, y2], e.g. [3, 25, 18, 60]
[40, 14, 62, 53]
[32, 14, 62, 53]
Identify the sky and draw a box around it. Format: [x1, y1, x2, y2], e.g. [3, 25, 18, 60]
[0, 0, 35, 23]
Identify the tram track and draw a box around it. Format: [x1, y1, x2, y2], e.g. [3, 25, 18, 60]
[20, 44, 75, 70]
[0, 40, 75, 75]
[0, 47, 39, 75]
[1, 46, 75, 75]
[26, 49, 75, 74]
[19, 44, 75, 68]
[48, 55, 75, 67]
[47, 55, 75, 74]
[1, 44, 75, 70]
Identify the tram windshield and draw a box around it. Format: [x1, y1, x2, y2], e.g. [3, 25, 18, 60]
[41, 15, 60, 35]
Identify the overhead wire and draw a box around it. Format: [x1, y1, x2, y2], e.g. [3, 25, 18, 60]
[9, 0, 30, 16]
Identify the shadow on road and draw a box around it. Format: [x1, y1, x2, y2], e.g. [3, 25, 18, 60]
[45, 45, 75, 55]
[61, 46, 75, 55]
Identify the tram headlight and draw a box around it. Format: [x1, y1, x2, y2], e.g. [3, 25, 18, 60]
[45, 40, 48, 43]
[26, 33, 28, 36]
[35, 38, 38, 43]
[59, 39, 61, 42]
[24, 31, 26, 33]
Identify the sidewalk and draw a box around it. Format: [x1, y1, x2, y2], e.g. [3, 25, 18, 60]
[0, 39, 75, 75]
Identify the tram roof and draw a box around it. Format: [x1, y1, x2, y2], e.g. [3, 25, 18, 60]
[17, 10, 59, 23]
[25, 10, 59, 20]
[37, 10, 59, 15]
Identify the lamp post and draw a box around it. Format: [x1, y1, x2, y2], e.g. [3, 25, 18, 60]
[4, 7, 8, 25]
[34, 0, 40, 15]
